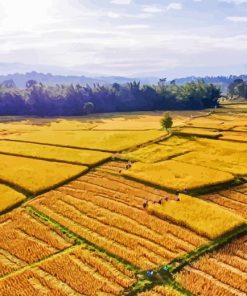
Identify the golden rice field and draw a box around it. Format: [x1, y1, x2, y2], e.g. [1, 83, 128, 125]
[137, 285, 182, 296]
[148, 194, 244, 239]
[176, 235, 247, 296]
[0, 184, 25, 213]
[174, 127, 222, 138]
[201, 184, 247, 219]
[160, 137, 247, 175]
[0, 247, 136, 296]
[220, 131, 247, 143]
[185, 116, 236, 130]
[119, 143, 190, 163]
[0, 208, 72, 276]
[123, 160, 234, 191]
[0, 140, 111, 166]
[28, 163, 207, 271]
[0, 154, 87, 194]
[5, 130, 166, 152]
[0, 111, 247, 295]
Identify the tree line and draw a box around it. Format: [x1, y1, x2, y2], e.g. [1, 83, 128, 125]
[0, 79, 221, 116]
[228, 79, 247, 99]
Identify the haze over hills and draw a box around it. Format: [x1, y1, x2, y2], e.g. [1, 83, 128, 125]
[0, 71, 159, 88]
[0, 71, 247, 94]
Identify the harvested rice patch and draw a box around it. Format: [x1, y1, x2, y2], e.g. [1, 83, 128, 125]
[123, 160, 234, 191]
[0, 208, 71, 276]
[119, 144, 190, 163]
[38, 245, 136, 295]
[137, 285, 182, 296]
[148, 194, 244, 239]
[0, 140, 111, 166]
[0, 267, 79, 296]
[0, 154, 87, 194]
[201, 188, 247, 219]
[29, 169, 207, 270]
[0, 184, 26, 213]
[176, 235, 247, 296]
[6, 130, 166, 152]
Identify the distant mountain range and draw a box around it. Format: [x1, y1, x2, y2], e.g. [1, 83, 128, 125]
[0, 71, 159, 88]
[0, 71, 247, 93]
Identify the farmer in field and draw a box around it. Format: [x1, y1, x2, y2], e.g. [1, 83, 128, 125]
[143, 200, 148, 209]
[164, 195, 169, 202]
[158, 198, 163, 205]
[125, 160, 132, 170]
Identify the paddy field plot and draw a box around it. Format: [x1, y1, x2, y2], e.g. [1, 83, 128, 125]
[173, 137, 247, 175]
[185, 116, 235, 130]
[148, 194, 244, 239]
[0, 184, 26, 213]
[220, 131, 247, 143]
[0, 140, 111, 166]
[123, 160, 234, 192]
[92, 112, 190, 130]
[0, 118, 96, 134]
[158, 136, 191, 147]
[174, 127, 222, 138]
[201, 185, 247, 219]
[29, 162, 207, 271]
[175, 234, 247, 296]
[119, 144, 190, 163]
[92, 114, 163, 130]
[0, 154, 87, 194]
[6, 130, 166, 152]
[0, 208, 72, 277]
[0, 245, 136, 296]
[137, 285, 182, 296]
[175, 151, 247, 175]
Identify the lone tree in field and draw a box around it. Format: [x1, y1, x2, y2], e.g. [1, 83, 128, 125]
[83, 102, 94, 115]
[161, 112, 173, 131]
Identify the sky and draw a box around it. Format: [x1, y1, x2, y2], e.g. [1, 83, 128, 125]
[0, 0, 247, 78]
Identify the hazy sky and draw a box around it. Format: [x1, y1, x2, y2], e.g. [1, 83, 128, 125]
[0, 0, 247, 77]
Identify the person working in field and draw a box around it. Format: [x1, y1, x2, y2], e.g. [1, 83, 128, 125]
[125, 161, 132, 170]
[143, 200, 148, 209]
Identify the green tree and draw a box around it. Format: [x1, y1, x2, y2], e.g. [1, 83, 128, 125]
[83, 101, 94, 115]
[161, 112, 173, 131]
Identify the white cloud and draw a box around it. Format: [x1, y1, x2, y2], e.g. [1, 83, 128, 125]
[227, 16, 247, 21]
[166, 3, 183, 10]
[107, 11, 152, 19]
[117, 24, 151, 29]
[142, 3, 182, 14]
[111, 0, 132, 5]
[142, 6, 163, 13]
[0, 0, 246, 76]
[219, 0, 247, 4]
